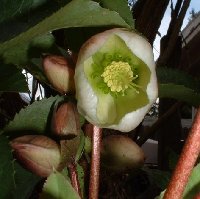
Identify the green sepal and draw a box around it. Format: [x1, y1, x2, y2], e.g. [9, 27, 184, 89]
[115, 87, 149, 122]
[97, 93, 117, 124]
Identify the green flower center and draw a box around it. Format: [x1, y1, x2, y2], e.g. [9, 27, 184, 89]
[101, 61, 138, 93]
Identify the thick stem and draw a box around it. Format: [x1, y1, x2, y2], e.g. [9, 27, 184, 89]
[164, 107, 200, 199]
[68, 163, 82, 199]
[89, 126, 102, 199]
[194, 193, 200, 199]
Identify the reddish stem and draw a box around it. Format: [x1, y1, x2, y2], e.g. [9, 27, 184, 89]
[164, 107, 200, 199]
[89, 126, 102, 199]
[68, 163, 82, 199]
[194, 193, 200, 199]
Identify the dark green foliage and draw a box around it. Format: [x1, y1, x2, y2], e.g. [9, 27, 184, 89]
[3, 96, 64, 137]
[0, 135, 41, 199]
[157, 67, 200, 106]
[157, 67, 199, 92]
[0, 62, 28, 92]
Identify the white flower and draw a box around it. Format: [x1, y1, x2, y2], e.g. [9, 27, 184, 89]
[75, 28, 158, 132]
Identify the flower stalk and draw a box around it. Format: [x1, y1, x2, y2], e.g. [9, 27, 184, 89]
[89, 126, 102, 199]
[68, 162, 83, 199]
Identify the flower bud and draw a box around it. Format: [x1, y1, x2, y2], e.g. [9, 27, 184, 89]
[10, 135, 61, 177]
[101, 135, 145, 171]
[43, 55, 75, 94]
[52, 102, 80, 138]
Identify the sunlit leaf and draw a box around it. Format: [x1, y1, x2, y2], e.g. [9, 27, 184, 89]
[40, 171, 81, 199]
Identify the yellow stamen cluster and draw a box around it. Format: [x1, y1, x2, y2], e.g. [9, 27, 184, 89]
[101, 61, 137, 93]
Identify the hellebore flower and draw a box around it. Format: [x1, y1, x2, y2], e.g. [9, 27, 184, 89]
[75, 28, 158, 132]
[10, 135, 61, 177]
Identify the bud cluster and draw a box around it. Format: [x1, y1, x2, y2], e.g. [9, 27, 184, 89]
[10, 101, 80, 177]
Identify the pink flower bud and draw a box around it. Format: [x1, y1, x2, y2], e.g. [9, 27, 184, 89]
[43, 55, 75, 94]
[10, 135, 61, 177]
[52, 102, 80, 138]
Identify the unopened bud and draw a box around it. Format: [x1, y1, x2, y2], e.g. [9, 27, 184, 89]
[43, 55, 75, 94]
[52, 102, 80, 138]
[10, 135, 61, 177]
[101, 135, 145, 171]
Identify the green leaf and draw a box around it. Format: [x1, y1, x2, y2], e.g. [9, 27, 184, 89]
[0, 0, 70, 42]
[40, 171, 81, 199]
[75, 130, 85, 162]
[0, 63, 28, 92]
[159, 83, 200, 107]
[1, 33, 55, 67]
[155, 190, 165, 199]
[144, 167, 170, 190]
[157, 67, 200, 106]
[0, 0, 131, 87]
[157, 67, 199, 92]
[0, 0, 68, 25]
[183, 163, 200, 199]
[76, 164, 85, 197]
[0, 0, 34, 24]
[3, 96, 64, 137]
[0, 0, 130, 66]
[100, 0, 134, 28]
[0, 135, 40, 199]
[12, 162, 41, 199]
[0, 135, 15, 199]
